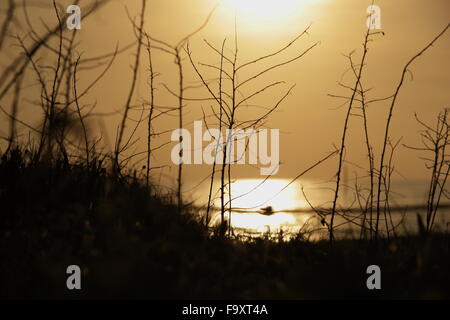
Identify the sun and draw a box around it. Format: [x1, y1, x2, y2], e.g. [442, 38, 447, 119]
[226, 0, 299, 21]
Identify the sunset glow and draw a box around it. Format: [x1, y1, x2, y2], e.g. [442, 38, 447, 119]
[225, 0, 300, 21]
[208, 179, 306, 233]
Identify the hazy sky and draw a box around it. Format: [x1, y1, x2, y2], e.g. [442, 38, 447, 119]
[1, 0, 449, 191]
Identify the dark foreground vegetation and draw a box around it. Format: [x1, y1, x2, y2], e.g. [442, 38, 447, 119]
[1, 148, 449, 300]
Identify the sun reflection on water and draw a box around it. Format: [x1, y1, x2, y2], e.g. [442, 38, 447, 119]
[209, 179, 310, 235]
[227, 212, 296, 232]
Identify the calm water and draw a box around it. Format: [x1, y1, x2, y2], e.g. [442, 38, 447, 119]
[189, 178, 450, 240]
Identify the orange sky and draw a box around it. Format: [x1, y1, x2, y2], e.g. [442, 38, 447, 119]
[1, 0, 449, 192]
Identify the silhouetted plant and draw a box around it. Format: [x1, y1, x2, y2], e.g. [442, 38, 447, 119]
[375, 22, 450, 238]
[187, 22, 318, 236]
[405, 109, 450, 234]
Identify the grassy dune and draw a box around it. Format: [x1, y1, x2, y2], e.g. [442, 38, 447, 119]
[0, 148, 449, 299]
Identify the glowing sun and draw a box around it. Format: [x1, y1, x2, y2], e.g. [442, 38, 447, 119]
[226, 0, 300, 21]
